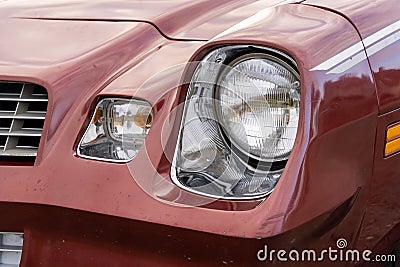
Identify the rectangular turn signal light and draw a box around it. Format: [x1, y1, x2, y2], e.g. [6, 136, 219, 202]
[385, 123, 400, 156]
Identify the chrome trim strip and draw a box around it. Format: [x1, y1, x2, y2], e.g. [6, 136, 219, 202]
[366, 29, 400, 57]
[363, 20, 400, 47]
[310, 42, 365, 72]
[311, 19, 400, 74]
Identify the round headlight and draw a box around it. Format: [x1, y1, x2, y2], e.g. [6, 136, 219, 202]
[171, 45, 301, 199]
[216, 54, 300, 162]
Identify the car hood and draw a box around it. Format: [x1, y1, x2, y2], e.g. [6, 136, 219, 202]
[0, 19, 155, 67]
[0, 0, 301, 40]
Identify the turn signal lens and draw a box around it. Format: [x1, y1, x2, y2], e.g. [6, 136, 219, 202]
[385, 123, 400, 156]
[78, 98, 152, 162]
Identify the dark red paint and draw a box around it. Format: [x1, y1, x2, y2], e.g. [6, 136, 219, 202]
[0, 0, 398, 266]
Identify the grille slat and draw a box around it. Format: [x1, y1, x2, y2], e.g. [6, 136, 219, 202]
[0, 245, 23, 253]
[0, 129, 42, 137]
[0, 95, 48, 102]
[0, 148, 38, 157]
[0, 232, 23, 267]
[0, 111, 46, 120]
[0, 81, 48, 161]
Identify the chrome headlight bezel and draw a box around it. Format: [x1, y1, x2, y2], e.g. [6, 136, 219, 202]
[171, 45, 301, 200]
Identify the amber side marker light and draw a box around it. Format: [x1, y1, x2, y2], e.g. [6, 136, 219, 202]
[385, 123, 400, 156]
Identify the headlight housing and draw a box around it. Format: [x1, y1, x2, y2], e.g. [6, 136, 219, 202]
[171, 46, 300, 199]
[78, 98, 152, 162]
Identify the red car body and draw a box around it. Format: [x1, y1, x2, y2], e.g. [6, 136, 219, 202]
[0, 0, 399, 266]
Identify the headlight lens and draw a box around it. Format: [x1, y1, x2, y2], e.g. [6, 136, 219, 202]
[78, 98, 152, 162]
[171, 46, 300, 199]
[217, 55, 300, 161]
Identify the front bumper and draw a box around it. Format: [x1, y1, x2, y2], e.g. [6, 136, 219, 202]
[0, 201, 361, 267]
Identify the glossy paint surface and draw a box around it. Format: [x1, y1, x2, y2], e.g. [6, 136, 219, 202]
[356, 108, 400, 262]
[304, 0, 400, 257]
[0, 20, 140, 65]
[0, 202, 362, 267]
[0, 0, 397, 266]
[0, 3, 376, 238]
[0, 0, 299, 40]
[304, 0, 400, 114]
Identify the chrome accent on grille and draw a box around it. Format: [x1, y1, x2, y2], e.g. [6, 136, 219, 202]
[0, 81, 48, 158]
[0, 232, 23, 267]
